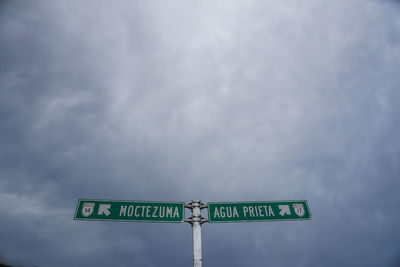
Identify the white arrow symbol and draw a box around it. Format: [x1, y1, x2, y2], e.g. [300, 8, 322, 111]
[279, 205, 291, 216]
[98, 204, 111, 216]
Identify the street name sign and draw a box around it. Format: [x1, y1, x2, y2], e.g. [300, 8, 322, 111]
[74, 199, 185, 222]
[208, 200, 311, 223]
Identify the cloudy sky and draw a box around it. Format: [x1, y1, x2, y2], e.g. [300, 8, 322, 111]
[1, 0, 400, 266]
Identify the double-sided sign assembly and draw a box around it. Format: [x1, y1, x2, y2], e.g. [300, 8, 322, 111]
[74, 199, 311, 222]
[74, 199, 311, 267]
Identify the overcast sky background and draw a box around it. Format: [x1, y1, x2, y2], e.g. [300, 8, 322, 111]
[1, 0, 400, 266]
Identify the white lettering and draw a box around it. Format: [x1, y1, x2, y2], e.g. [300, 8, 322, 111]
[220, 207, 226, 218]
[159, 207, 165, 218]
[120, 205, 127, 216]
[141, 206, 146, 217]
[263, 206, 268, 216]
[128, 205, 134, 216]
[233, 207, 239, 217]
[146, 206, 151, 217]
[135, 206, 140, 217]
[214, 208, 220, 218]
[243, 206, 249, 217]
[249, 206, 255, 217]
[269, 206, 275, 216]
[152, 206, 158, 218]
[166, 207, 173, 217]
[226, 207, 232, 218]
[258, 206, 264, 217]
[254, 206, 259, 217]
[173, 207, 179, 218]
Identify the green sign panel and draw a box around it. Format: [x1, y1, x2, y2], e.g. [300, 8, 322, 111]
[208, 200, 311, 223]
[74, 199, 185, 223]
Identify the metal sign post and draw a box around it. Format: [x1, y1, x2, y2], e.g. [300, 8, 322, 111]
[185, 200, 208, 267]
[74, 199, 310, 267]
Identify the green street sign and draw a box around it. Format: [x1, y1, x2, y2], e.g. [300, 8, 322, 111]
[208, 200, 311, 223]
[74, 199, 185, 223]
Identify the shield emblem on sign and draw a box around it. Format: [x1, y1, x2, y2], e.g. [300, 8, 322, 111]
[293, 203, 305, 217]
[81, 202, 95, 217]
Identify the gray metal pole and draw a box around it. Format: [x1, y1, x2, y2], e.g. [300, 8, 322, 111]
[192, 200, 202, 267]
[185, 200, 208, 267]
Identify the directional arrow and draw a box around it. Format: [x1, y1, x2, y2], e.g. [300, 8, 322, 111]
[98, 204, 111, 216]
[278, 205, 291, 216]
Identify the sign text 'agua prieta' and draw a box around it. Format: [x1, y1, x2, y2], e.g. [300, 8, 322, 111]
[208, 200, 311, 223]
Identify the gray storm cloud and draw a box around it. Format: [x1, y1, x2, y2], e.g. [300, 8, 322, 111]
[1, 0, 400, 266]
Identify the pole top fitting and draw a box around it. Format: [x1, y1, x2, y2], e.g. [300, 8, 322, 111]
[185, 216, 209, 225]
[186, 200, 207, 210]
